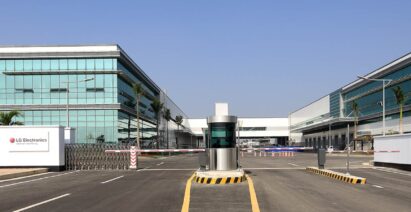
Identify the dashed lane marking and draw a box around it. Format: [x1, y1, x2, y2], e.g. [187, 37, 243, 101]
[288, 163, 299, 167]
[156, 162, 165, 166]
[181, 173, 195, 212]
[0, 171, 80, 188]
[244, 167, 371, 170]
[140, 169, 197, 171]
[13, 193, 71, 212]
[101, 176, 124, 184]
[244, 167, 305, 170]
[372, 185, 384, 189]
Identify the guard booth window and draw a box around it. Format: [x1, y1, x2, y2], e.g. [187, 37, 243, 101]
[209, 123, 236, 148]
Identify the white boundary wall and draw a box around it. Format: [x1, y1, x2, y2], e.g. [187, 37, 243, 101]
[374, 134, 411, 165]
[0, 126, 65, 167]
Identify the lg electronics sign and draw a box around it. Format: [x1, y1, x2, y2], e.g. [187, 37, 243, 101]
[8, 134, 50, 152]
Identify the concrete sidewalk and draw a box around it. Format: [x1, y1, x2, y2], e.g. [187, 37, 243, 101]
[0, 168, 48, 180]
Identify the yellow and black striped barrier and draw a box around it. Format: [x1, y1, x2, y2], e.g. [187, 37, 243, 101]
[194, 175, 246, 184]
[306, 167, 366, 184]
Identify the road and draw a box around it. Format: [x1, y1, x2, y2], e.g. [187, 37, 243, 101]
[0, 153, 410, 211]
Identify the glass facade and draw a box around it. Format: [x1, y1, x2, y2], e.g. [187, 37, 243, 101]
[329, 89, 341, 118]
[343, 64, 411, 120]
[0, 47, 192, 145]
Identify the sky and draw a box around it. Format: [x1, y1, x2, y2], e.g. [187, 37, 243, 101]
[1, 0, 410, 118]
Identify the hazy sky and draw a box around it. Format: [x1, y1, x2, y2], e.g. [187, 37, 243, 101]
[1, 1, 410, 118]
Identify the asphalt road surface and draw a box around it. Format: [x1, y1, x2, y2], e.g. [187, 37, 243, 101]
[1, 153, 410, 212]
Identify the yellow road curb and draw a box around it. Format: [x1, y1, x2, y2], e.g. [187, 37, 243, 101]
[193, 175, 246, 184]
[306, 167, 366, 184]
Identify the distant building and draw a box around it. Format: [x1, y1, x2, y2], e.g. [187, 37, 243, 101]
[188, 117, 289, 147]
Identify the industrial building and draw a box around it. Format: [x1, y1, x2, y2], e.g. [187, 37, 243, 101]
[289, 53, 411, 150]
[0, 45, 194, 147]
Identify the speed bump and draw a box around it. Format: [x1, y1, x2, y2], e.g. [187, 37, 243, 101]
[306, 167, 366, 184]
[194, 176, 246, 184]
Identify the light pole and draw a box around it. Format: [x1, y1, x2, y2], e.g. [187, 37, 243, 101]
[357, 76, 392, 136]
[62, 77, 94, 128]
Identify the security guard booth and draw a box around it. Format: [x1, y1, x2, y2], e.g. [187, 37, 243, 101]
[207, 113, 238, 171]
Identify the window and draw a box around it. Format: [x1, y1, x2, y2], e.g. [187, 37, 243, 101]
[15, 60, 24, 71]
[50, 60, 59, 70]
[104, 59, 113, 70]
[95, 59, 104, 70]
[59, 59, 68, 70]
[24, 60, 33, 71]
[33, 60, 41, 70]
[68, 59, 77, 70]
[42, 60, 50, 70]
[86, 59, 94, 70]
[6, 60, 14, 71]
[0, 60, 5, 71]
[78, 59, 86, 70]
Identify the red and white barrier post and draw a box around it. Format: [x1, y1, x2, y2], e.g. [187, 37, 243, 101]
[129, 146, 137, 170]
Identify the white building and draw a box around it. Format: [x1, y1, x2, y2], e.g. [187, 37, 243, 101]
[188, 117, 289, 147]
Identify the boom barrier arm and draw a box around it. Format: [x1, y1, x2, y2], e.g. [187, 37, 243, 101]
[104, 147, 206, 170]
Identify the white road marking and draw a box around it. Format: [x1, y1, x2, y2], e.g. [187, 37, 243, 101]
[245, 167, 305, 170]
[101, 176, 124, 184]
[0, 172, 51, 183]
[288, 163, 299, 167]
[139, 169, 197, 171]
[13, 193, 71, 212]
[372, 185, 384, 189]
[0, 171, 79, 188]
[137, 166, 152, 172]
[372, 167, 411, 177]
[157, 162, 165, 166]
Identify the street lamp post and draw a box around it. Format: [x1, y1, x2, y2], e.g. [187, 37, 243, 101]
[357, 76, 392, 136]
[62, 77, 94, 128]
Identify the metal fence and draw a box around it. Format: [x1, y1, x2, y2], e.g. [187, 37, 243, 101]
[65, 144, 131, 170]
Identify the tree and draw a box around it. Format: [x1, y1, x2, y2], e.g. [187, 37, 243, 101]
[150, 98, 164, 149]
[351, 101, 359, 150]
[0, 110, 23, 125]
[163, 108, 171, 149]
[175, 115, 183, 149]
[124, 100, 136, 143]
[132, 83, 145, 149]
[392, 86, 405, 134]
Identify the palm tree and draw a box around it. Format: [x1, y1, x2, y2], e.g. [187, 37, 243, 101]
[392, 86, 405, 134]
[175, 115, 183, 149]
[163, 108, 171, 149]
[150, 98, 164, 149]
[132, 83, 145, 149]
[0, 110, 23, 125]
[124, 100, 136, 143]
[351, 101, 359, 150]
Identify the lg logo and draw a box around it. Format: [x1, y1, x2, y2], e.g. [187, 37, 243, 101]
[9, 137, 15, 143]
